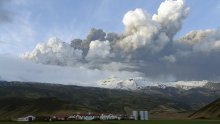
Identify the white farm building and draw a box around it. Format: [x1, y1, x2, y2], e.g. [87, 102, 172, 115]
[17, 115, 35, 122]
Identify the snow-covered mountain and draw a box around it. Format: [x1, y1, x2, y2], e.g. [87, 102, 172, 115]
[97, 77, 210, 90]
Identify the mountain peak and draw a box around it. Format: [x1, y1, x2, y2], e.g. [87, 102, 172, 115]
[97, 77, 209, 90]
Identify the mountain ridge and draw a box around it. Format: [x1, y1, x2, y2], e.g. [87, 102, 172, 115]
[0, 81, 219, 120]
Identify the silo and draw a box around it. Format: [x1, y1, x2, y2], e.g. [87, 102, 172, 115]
[144, 111, 148, 120]
[139, 111, 144, 120]
[132, 111, 138, 120]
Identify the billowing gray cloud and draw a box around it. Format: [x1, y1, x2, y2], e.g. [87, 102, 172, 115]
[177, 28, 220, 54]
[161, 28, 220, 80]
[70, 28, 119, 58]
[86, 28, 106, 41]
[177, 29, 214, 46]
[21, 0, 220, 82]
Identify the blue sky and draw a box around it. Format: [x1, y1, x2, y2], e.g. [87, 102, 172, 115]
[1, 0, 220, 83]
[1, 0, 220, 54]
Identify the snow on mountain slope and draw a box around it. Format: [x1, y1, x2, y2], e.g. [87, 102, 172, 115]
[97, 77, 209, 90]
[97, 77, 143, 90]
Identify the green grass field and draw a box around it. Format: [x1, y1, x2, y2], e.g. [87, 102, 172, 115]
[0, 120, 219, 124]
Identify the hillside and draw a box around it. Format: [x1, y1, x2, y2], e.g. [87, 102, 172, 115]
[0, 97, 77, 120]
[189, 98, 220, 119]
[0, 81, 219, 120]
[0, 81, 185, 110]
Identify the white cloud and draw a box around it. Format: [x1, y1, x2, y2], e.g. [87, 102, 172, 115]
[152, 0, 189, 38]
[22, 37, 83, 66]
[117, 0, 188, 54]
[118, 8, 161, 52]
[86, 40, 113, 61]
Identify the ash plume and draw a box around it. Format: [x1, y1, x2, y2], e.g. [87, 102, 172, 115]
[21, 0, 220, 81]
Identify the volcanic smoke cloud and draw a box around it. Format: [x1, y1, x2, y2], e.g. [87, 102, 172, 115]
[22, 37, 83, 66]
[22, 0, 220, 81]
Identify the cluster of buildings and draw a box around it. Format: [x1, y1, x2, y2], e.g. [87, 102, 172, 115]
[17, 113, 123, 122]
[17, 111, 149, 122]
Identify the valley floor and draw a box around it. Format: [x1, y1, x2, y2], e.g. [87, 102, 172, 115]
[0, 120, 220, 124]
